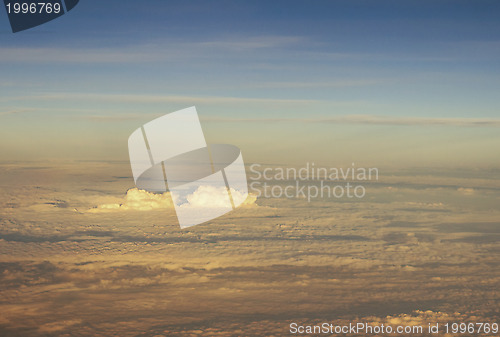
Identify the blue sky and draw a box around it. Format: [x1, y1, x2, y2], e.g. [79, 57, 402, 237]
[0, 1, 499, 164]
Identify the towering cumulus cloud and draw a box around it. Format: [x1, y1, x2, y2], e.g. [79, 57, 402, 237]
[89, 187, 256, 213]
[88, 188, 174, 212]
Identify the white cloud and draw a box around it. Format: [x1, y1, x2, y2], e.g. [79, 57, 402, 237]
[179, 185, 231, 209]
[88, 188, 174, 212]
[88, 187, 256, 213]
[231, 188, 256, 206]
[178, 185, 256, 209]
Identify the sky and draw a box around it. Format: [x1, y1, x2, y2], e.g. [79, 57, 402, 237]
[0, 3, 499, 334]
[0, 0, 499, 166]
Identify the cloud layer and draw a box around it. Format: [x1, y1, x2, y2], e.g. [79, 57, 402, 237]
[1, 162, 498, 336]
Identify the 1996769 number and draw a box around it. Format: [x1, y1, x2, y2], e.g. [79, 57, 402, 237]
[444, 322, 498, 334]
[6, 2, 61, 14]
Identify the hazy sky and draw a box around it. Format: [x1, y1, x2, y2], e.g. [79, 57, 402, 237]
[0, 0, 499, 165]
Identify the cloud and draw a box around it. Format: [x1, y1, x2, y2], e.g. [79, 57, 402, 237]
[0, 108, 35, 116]
[1, 163, 498, 336]
[197, 35, 302, 50]
[0, 46, 175, 64]
[28, 92, 317, 105]
[88, 188, 174, 212]
[0, 36, 304, 64]
[233, 188, 257, 206]
[9, 91, 498, 128]
[205, 115, 500, 127]
[246, 79, 390, 89]
[179, 185, 231, 209]
[457, 187, 475, 195]
[88, 187, 256, 213]
[365, 310, 470, 327]
[38, 319, 82, 333]
[75, 113, 152, 122]
[177, 185, 256, 209]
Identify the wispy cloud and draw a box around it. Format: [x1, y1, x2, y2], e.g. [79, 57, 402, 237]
[0, 46, 164, 64]
[0, 108, 35, 116]
[8, 92, 319, 105]
[5, 92, 497, 127]
[75, 113, 151, 122]
[198, 35, 303, 50]
[204, 115, 500, 127]
[0, 36, 306, 64]
[244, 79, 391, 89]
[72, 111, 500, 127]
